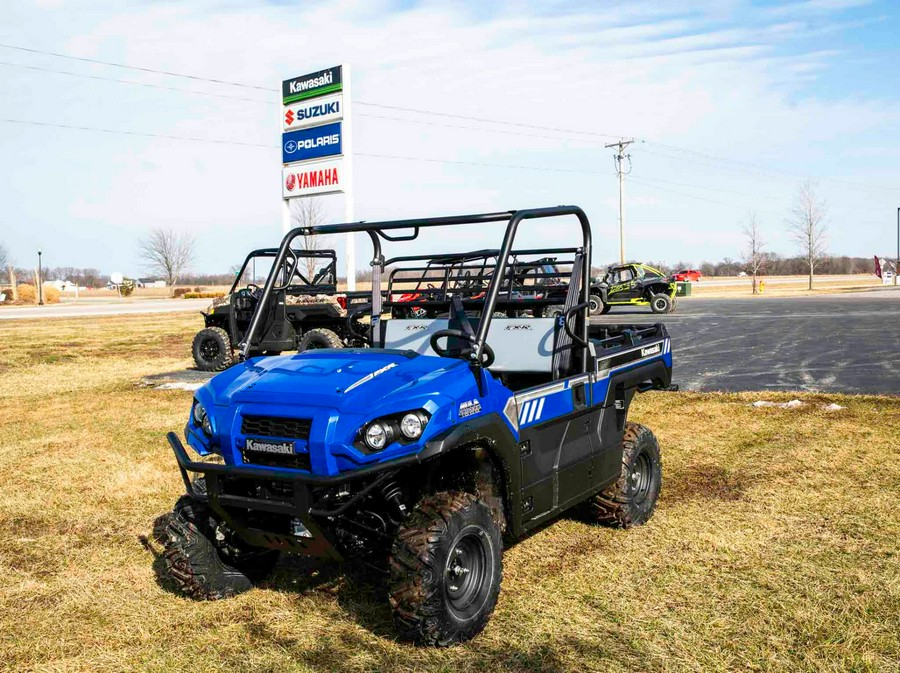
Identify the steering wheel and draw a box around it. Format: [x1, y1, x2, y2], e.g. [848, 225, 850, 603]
[429, 329, 495, 367]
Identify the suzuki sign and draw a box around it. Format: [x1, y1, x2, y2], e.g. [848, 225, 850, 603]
[283, 93, 343, 131]
[282, 158, 344, 198]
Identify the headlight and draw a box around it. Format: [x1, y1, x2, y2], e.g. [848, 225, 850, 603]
[192, 401, 213, 436]
[400, 411, 427, 439]
[365, 422, 394, 451]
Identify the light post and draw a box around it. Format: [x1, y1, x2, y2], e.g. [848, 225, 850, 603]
[37, 249, 44, 305]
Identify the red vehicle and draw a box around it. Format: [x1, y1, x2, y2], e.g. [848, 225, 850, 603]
[672, 269, 702, 282]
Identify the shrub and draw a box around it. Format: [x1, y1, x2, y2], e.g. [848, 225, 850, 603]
[41, 285, 61, 304]
[182, 292, 225, 299]
[17, 284, 36, 303]
[173, 287, 191, 298]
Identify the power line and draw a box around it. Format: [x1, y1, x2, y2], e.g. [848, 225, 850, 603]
[4, 41, 898, 198]
[0, 118, 271, 147]
[0, 60, 278, 105]
[0, 42, 273, 91]
[0, 117, 604, 174]
[355, 151, 602, 174]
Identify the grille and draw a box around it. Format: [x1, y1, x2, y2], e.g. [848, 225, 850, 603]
[241, 415, 312, 440]
[240, 448, 311, 471]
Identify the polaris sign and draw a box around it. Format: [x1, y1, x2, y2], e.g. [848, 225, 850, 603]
[282, 66, 342, 104]
[283, 94, 343, 131]
[282, 122, 342, 163]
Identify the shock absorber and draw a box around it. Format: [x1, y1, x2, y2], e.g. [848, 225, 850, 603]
[380, 480, 408, 524]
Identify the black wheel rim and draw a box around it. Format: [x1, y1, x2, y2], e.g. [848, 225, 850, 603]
[444, 530, 489, 615]
[589, 298, 600, 312]
[200, 338, 220, 361]
[630, 450, 653, 504]
[654, 298, 666, 311]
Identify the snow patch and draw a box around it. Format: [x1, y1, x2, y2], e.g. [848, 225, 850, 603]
[751, 399, 806, 409]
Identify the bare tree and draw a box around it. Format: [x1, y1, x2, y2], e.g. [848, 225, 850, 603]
[291, 198, 334, 281]
[787, 180, 828, 290]
[0, 243, 9, 271]
[139, 228, 196, 292]
[742, 211, 766, 294]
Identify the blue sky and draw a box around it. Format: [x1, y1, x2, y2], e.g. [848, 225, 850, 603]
[1, 0, 899, 277]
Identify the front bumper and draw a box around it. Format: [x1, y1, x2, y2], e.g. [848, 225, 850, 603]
[168, 432, 419, 559]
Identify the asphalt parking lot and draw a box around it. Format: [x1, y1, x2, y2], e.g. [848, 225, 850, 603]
[593, 289, 900, 394]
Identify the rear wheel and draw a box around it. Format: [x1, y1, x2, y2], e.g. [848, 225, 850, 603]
[543, 304, 566, 318]
[389, 492, 502, 646]
[650, 294, 672, 314]
[192, 327, 234, 371]
[298, 327, 343, 351]
[164, 495, 279, 600]
[589, 422, 662, 528]
[667, 297, 677, 313]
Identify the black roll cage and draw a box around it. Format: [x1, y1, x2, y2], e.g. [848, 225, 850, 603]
[239, 207, 592, 373]
[231, 248, 339, 296]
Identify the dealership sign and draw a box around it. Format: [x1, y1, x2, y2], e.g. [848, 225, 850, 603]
[282, 66, 342, 105]
[282, 122, 342, 163]
[283, 93, 343, 131]
[282, 158, 344, 198]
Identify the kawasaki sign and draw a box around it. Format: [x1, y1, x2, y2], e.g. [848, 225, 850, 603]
[282, 66, 342, 104]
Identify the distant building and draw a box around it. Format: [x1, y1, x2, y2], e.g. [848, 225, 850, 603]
[136, 278, 167, 288]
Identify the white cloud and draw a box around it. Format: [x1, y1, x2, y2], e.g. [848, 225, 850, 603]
[0, 0, 897, 276]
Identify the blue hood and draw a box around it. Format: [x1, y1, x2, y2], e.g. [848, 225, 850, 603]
[208, 349, 468, 411]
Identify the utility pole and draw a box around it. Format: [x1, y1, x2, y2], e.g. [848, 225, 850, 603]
[605, 139, 634, 264]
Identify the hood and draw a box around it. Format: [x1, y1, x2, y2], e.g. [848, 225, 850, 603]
[207, 349, 468, 411]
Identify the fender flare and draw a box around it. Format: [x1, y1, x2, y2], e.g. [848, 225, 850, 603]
[417, 413, 525, 535]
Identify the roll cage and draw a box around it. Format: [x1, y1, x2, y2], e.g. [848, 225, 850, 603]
[230, 248, 339, 296]
[240, 207, 592, 375]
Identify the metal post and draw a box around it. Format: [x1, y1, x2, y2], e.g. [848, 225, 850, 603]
[896, 207, 898, 286]
[37, 249, 43, 305]
[343, 63, 356, 291]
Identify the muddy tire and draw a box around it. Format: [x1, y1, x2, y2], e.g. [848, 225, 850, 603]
[590, 422, 662, 528]
[667, 298, 677, 313]
[588, 294, 603, 316]
[650, 294, 672, 314]
[164, 496, 279, 600]
[543, 304, 566, 318]
[298, 327, 343, 351]
[389, 492, 502, 646]
[192, 327, 234, 371]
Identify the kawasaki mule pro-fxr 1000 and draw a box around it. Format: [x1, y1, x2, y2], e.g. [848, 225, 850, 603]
[162, 207, 673, 646]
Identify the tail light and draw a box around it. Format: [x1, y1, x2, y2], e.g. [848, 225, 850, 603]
[336, 294, 347, 309]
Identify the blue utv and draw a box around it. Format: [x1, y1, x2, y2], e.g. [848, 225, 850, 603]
[163, 206, 673, 646]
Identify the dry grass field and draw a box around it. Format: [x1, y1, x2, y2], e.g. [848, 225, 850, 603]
[0, 314, 898, 672]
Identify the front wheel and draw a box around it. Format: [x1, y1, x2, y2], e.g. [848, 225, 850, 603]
[164, 496, 279, 600]
[192, 327, 234, 371]
[589, 422, 662, 528]
[588, 294, 603, 316]
[389, 492, 502, 646]
[650, 294, 672, 314]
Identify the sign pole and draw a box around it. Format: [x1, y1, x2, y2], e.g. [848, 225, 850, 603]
[343, 63, 356, 291]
